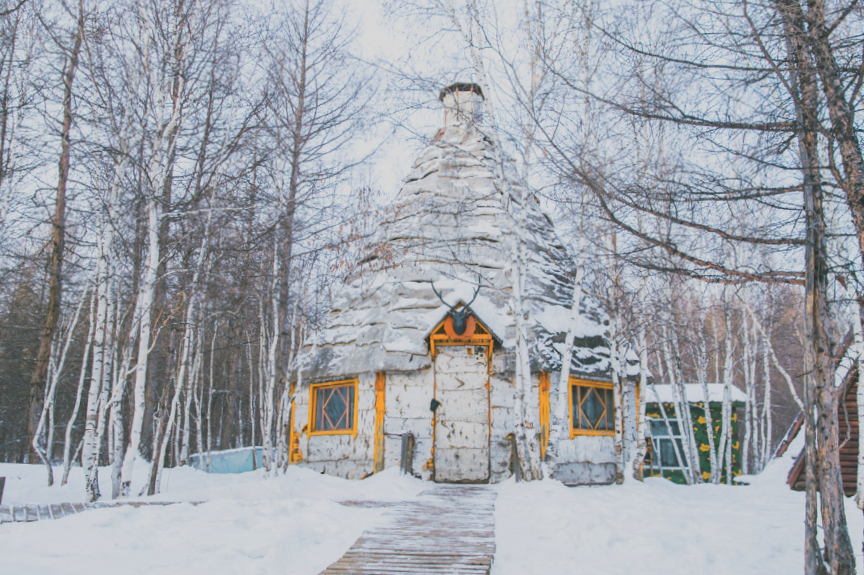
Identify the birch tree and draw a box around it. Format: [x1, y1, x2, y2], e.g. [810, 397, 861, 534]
[27, 0, 85, 464]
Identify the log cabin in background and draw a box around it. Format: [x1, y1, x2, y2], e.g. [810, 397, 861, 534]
[777, 334, 859, 495]
[287, 83, 642, 485]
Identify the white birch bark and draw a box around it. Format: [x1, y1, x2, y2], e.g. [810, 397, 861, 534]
[742, 311, 755, 475]
[633, 325, 649, 480]
[439, 3, 542, 480]
[120, 196, 160, 497]
[257, 297, 268, 467]
[276, 295, 301, 471]
[761, 318, 773, 471]
[82, 264, 108, 500]
[33, 282, 89, 485]
[156, 329, 195, 493]
[674, 336, 701, 483]
[246, 330, 257, 465]
[107, 272, 125, 499]
[262, 235, 280, 474]
[695, 322, 719, 482]
[545, 256, 584, 474]
[121, 0, 196, 497]
[715, 308, 732, 484]
[89, 268, 118, 495]
[62, 288, 97, 485]
[662, 327, 699, 484]
[205, 322, 218, 471]
[649, 379, 690, 485]
[740, 296, 804, 411]
[185, 330, 203, 463]
[193, 331, 205, 468]
[611, 326, 625, 484]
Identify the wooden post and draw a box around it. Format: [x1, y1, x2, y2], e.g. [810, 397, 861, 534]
[0, 477, 5, 504]
[509, 433, 522, 482]
[400, 432, 415, 476]
[538, 373, 550, 460]
[374, 373, 386, 473]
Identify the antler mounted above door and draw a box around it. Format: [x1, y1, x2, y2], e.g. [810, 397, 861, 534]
[431, 281, 481, 336]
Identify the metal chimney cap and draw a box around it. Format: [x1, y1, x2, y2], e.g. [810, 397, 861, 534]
[438, 82, 484, 102]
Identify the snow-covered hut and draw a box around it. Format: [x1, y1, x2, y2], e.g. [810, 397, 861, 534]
[643, 383, 746, 483]
[289, 83, 639, 485]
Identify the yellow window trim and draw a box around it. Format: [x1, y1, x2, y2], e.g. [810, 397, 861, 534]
[309, 378, 359, 436]
[568, 377, 616, 439]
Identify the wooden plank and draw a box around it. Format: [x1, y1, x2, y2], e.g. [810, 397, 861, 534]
[25, 505, 38, 522]
[61, 502, 76, 516]
[0, 505, 11, 524]
[320, 485, 496, 575]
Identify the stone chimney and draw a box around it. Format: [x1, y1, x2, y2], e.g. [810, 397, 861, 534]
[439, 82, 484, 127]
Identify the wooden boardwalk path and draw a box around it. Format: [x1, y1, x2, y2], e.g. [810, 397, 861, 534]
[321, 484, 497, 575]
[0, 501, 197, 524]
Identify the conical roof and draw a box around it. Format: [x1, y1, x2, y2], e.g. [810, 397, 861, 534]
[300, 121, 629, 382]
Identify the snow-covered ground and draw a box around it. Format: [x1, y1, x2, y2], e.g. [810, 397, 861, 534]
[0, 464, 424, 575]
[1, 445, 862, 575]
[493, 458, 864, 575]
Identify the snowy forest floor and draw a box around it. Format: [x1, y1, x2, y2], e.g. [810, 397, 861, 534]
[0, 445, 862, 575]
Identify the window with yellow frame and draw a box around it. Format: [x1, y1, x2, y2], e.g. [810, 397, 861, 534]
[569, 378, 615, 437]
[309, 378, 358, 435]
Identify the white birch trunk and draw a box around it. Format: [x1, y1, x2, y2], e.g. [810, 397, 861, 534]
[156, 341, 190, 493]
[62, 289, 97, 485]
[649, 379, 690, 485]
[34, 284, 88, 485]
[442, 7, 542, 480]
[545, 258, 584, 473]
[107, 272, 125, 499]
[206, 322, 218, 471]
[695, 319, 719, 482]
[246, 331, 256, 464]
[262, 236, 280, 475]
[741, 312, 752, 475]
[90, 274, 117, 495]
[610, 327, 625, 484]
[193, 332, 205, 469]
[122, 0, 195, 496]
[83, 254, 110, 500]
[716, 323, 733, 484]
[662, 327, 699, 484]
[761, 321, 773, 471]
[120, 196, 160, 497]
[633, 326, 649, 481]
[257, 298, 268, 467]
[740, 297, 804, 411]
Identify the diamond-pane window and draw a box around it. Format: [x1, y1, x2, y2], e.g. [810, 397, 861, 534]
[570, 379, 615, 436]
[310, 379, 357, 434]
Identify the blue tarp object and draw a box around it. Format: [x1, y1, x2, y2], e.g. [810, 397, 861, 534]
[187, 447, 265, 474]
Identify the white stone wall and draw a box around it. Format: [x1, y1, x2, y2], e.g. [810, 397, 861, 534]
[489, 354, 515, 483]
[545, 370, 635, 485]
[382, 369, 435, 481]
[291, 365, 635, 486]
[294, 372, 377, 479]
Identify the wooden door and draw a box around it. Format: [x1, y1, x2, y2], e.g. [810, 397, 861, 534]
[433, 345, 490, 483]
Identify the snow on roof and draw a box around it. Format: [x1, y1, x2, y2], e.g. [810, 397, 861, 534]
[646, 383, 747, 404]
[298, 122, 636, 382]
